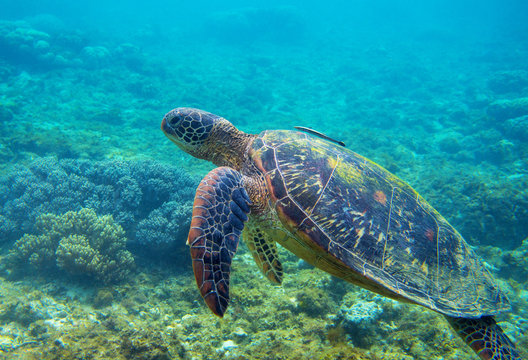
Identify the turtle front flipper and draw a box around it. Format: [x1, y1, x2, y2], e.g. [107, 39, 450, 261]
[446, 316, 521, 360]
[245, 224, 283, 284]
[187, 167, 251, 317]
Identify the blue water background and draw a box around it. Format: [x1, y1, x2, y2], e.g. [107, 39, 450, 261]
[0, 0, 527, 357]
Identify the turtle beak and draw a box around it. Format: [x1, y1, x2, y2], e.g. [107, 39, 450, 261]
[161, 114, 178, 142]
[161, 114, 186, 150]
[160, 116, 169, 134]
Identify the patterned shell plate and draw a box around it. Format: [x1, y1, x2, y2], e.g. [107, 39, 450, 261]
[250, 130, 510, 318]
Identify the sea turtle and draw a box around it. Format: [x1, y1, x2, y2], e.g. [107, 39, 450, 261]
[161, 107, 521, 360]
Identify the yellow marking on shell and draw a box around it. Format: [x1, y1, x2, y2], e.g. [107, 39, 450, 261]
[356, 227, 365, 240]
[405, 247, 411, 255]
[384, 255, 395, 267]
[355, 152, 418, 193]
[297, 154, 307, 162]
[348, 209, 365, 217]
[353, 228, 366, 248]
[327, 155, 339, 169]
[333, 160, 364, 186]
[310, 144, 331, 158]
[420, 261, 429, 276]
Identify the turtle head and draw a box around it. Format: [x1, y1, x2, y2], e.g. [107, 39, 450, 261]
[162, 107, 255, 169]
[161, 107, 217, 155]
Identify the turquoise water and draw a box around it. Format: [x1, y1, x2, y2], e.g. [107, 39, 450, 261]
[0, 0, 527, 359]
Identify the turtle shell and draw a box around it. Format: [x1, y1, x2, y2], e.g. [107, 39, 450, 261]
[250, 130, 510, 318]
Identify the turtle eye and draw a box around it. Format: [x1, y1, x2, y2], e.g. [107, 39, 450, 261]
[162, 110, 182, 128]
[168, 115, 182, 127]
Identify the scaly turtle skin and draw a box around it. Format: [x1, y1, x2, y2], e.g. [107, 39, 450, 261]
[161, 107, 522, 360]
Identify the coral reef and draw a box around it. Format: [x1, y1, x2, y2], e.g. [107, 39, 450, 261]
[504, 115, 528, 141]
[293, 285, 335, 317]
[339, 292, 384, 326]
[3, 252, 513, 360]
[0, 157, 198, 256]
[503, 237, 528, 280]
[332, 289, 394, 348]
[481, 237, 528, 283]
[0, 20, 85, 69]
[415, 165, 528, 249]
[81, 46, 111, 68]
[92, 289, 114, 308]
[0, 18, 148, 73]
[135, 200, 194, 256]
[8, 208, 134, 283]
[487, 97, 528, 122]
[488, 70, 528, 94]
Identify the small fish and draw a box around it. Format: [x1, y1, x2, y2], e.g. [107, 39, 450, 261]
[294, 126, 346, 147]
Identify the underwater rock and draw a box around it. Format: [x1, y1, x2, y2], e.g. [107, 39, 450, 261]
[500, 237, 528, 282]
[120, 329, 186, 360]
[81, 46, 111, 68]
[334, 290, 393, 348]
[8, 208, 135, 284]
[126, 74, 159, 98]
[0, 300, 50, 327]
[487, 97, 528, 122]
[0, 157, 198, 257]
[293, 286, 335, 317]
[0, 59, 15, 82]
[485, 139, 516, 164]
[339, 293, 383, 325]
[115, 43, 147, 72]
[435, 131, 463, 154]
[0, 291, 69, 328]
[93, 289, 114, 308]
[488, 70, 528, 94]
[447, 175, 528, 249]
[320, 345, 376, 360]
[0, 20, 81, 69]
[231, 327, 248, 339]
[217, 339, 238, 354]
[504, 115, 528, 141]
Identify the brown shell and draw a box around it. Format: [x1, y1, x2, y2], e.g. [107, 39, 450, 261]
[250, 130, 510, 318]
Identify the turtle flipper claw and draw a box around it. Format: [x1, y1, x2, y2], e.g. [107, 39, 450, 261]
[187, 167, 251, 317]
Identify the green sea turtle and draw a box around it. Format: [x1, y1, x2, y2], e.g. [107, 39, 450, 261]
[161, 107, 521, 360]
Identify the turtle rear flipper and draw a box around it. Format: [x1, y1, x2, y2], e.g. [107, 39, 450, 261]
[446, 316, 521, 360]
[187, 167, 251, 317]
[245, 224, 283, 284]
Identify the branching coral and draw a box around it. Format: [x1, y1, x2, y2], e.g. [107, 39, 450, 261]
[9, 208, 134, 283]
[0, 157, 198, 256]
[135, 200, 193, 254]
